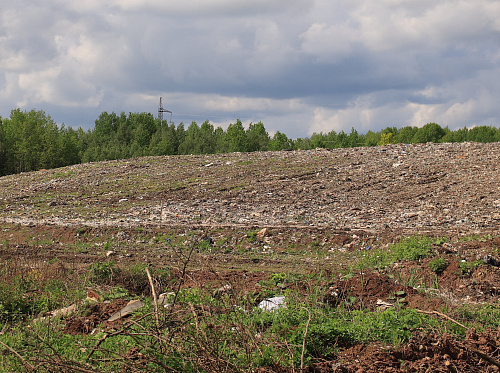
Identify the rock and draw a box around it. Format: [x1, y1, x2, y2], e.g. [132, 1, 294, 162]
[106, 250, 115, 257]
[257, 228, 269, 238]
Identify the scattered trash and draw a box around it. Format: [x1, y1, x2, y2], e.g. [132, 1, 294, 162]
[158, 292, 175, 307]
[35, 304, 78, 322]
[483, 255, 500, 267]
[213, 284, 232, 297]
[107, 300, 145, 322]
[376, 299, 394, 310]
[258, 296, 286, 312]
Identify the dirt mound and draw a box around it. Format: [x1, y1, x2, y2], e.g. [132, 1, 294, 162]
[0, 142, 499, 235]
[63, 300, 129, 335]
[344, 330, 500, 373]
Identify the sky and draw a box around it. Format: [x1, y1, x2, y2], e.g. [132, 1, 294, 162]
[1, 0, 500, 138]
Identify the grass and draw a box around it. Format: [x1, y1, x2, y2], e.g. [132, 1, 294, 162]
[352, 235, 439, 271]
[429, 257, 448, 274]
[0, 232, 498, 372]
[0, 276, 447, 372]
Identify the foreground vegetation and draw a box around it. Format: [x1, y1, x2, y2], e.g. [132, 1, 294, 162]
[1, 108, 500, 176]
[1, 232, 500, 372]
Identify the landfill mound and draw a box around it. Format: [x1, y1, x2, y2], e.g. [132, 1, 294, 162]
[1, 142, 500, 372]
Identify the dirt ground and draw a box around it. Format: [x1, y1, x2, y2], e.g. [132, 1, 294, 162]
[1, 142, 500, 372]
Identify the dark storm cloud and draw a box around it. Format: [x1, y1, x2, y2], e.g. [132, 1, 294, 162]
[1, 0, 500, 138]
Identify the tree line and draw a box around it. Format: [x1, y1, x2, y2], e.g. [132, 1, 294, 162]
[1, 108, 500, 176]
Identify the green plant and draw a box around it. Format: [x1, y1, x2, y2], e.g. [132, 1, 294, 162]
[393, 268, 422, 288]
[105, 286, 129, 300]
[458, 260, 482, 277]
[353, 235, 436, 271]
[392, 236, 434, 262]
[103, 240, 113, 251]
[429, 257, 448, 274]
[89, 261, 120, 281]
[247, 230, 258, 242]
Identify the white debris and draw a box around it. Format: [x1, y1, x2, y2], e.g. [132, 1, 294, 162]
[258, 296, 286, 312]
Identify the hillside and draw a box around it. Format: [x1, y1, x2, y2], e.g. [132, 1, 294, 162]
[1, 142, 500, 372]
[1, 141, 499, 233]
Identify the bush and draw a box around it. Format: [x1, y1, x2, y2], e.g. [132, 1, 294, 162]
[429, 257, 448, 274]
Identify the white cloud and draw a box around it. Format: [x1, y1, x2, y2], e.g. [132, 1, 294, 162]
[300, 22, 356, 63]
[18, 65, 104, 107]
[2, 0, 500, 138]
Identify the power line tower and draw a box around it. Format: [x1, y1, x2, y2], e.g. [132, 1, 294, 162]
[158, 97, 172, 123]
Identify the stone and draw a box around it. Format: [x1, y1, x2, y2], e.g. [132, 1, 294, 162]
[257, 228, 269, 238]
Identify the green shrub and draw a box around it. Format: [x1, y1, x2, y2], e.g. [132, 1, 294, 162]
[354, 235, 437, 271]
[458, 260, 482, 277]
[89, 261, 120, 281]
[393, 236, 434, 262]
[429, 257, 448, 274]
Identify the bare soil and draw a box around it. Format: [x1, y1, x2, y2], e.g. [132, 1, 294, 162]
[1, 142, 500, 372]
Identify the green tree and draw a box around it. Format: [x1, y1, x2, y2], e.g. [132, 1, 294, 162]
[269, 131, 292, 150]
[293, 137, 312, 150]
[381, 126, 399, 137]
[396, 126, 418, 144]
[495, 128, 500, 142]
[149, 123, 178, 156]
[116, 112, 133, 147]
[2, 109, 63, 173]
[199, 120, 216, 154]
[348, 127, 363, 147]
[176, 122, 186, 148]
[467, 125, 497, 143]
[0, 117, 5, 175]
[214, 127, 229, 153]
[335, 131, 350, 148]
[60, 126, 81, 166]
[309, 132, 327, 148]
[411, 123, 445, 143]
[94, 112, 120, 139]
[226, 119, 248, 152]
[378, 132, 395, 146]
[246, 121, 270, 152]
[178, 121, 201, 154]
[131, 112, 158, 150]
[364, 130, 380, 147]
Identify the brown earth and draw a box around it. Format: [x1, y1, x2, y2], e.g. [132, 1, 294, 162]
[1, 142, 500, 372]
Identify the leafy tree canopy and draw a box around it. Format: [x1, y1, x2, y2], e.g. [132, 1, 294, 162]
[1, 108, 500, 177]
